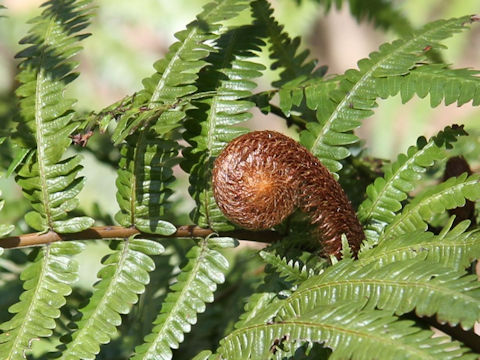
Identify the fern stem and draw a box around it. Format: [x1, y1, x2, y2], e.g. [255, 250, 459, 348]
[0, 225, 280, 249]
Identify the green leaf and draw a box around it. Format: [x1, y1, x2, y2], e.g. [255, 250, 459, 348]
[0, 242, 84, 360]
[207, 236, 238, 249]
[5, 147, 30, 178]
[382, 173, 480, 241]
[359, 220, 480, 271]
[183, 25, 265, 231]
[216, 303, 471, 360]
[300, 15, 476, 175]
[251, 0, 322, 88]
[232, 292, 279, 329]
[54, 237, 164, 360]
[276, 77, 338, 117]
[376, 64, 480, 106]
[52, 216, 95, 233]
[358, 125, 466, 245]
[114, 134, 178, 235]
[111, 0, 253, 145]
[12, 0, 94, 233]
[131, 238, 232, 360]
[114, 0, 252, 235]
[259, 250, 311, 284]
[277, 259, 480, 330]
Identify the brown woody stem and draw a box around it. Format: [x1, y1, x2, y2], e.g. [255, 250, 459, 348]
[0, 225, 281, 249]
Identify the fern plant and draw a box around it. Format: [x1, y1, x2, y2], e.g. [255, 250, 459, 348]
[0, 0, 480, 359]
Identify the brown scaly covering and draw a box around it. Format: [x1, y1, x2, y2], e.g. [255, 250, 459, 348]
[212, 130, 364, 258]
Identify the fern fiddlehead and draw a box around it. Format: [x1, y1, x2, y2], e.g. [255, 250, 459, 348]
[212, 130, 364, 257]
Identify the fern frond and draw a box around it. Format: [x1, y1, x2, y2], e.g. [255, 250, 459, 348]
[216, 303, 471, 360]
[357, 125, 466, 244]
[0, 242, 84, 359]
[251, 0, 322, 88]
[114, 134, 178, 235]
[53, 237, 164, 360]
[114, 0, 251, 235]
[233, 292, 279, 329]
[277, 77, 338, 118]
[359, 220, 480, 271]
[277, 259, 480, 329]
[376, 64, 480, 106]
[183, 25, 265, 231]
[13, 0, 94, 233]
[111, 0, 252, 144]
[382, 173, 480, 241]
[131, 237, 234, 360]
[300, 16, 476, 175]
[259, 251, 312, 284]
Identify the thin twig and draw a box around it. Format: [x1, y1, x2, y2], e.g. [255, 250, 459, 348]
[0, 225, 281, 249]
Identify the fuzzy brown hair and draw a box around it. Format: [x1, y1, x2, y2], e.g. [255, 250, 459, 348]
[212, 130, 364, 258]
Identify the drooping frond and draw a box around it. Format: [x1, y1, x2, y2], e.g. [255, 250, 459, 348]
[182, 25, 265, 231]
[357, 125, 466, 245]
[299, 16, 476, 175]
[114, 134, 178, 235]
[53, 237, 164, 360]
[251, 0, 323, 88]
[359, 220, 480, 271]
[13, 0, 94, 233]
[276, 259, 480, 330]
[382, 173, 480, 241]
[0, 242, 84, 359]
[131, 237, 234, 360]
[113, 0, 252, 235]
[111, 0, 253, 144]
[376, 64, 480, 106]
[215, 303, 472, 360]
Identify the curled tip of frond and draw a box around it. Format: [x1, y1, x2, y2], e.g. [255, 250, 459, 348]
[212, 130, 364, 258]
